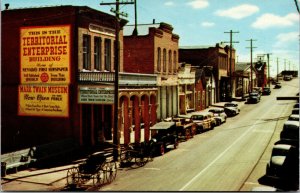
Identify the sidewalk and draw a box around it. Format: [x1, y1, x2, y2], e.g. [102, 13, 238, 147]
[1, 143, 117, 191]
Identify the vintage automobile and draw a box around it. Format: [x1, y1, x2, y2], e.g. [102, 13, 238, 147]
[247, 92, 261, 103]
[288, 114, 299, 122]
[207, 108, 227, 125]
[253, 87, 262, 95]
[190, 112, 214, 133]
[150, 121, 179, 155]
[266, 144, 299, 189]
[276, 120, 299, 147]
[262, 87, 271, 95]
[172, 115, 196, 140]
[224, 102, 240, 116]
[291, 108, 299, 115]
[274, 83, 281, 89]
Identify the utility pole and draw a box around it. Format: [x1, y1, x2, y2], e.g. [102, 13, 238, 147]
[266, 53, 272, 87]
[224, 30, 239, 100]
[276, 57, 279, 82]
[284, 59, 286, 71]
[132, 0, 138, 35]
[246, 39, 257, 92]
[100, 0, 134, 161]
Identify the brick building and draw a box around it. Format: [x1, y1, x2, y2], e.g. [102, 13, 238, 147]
[123, 22, 179, 120]
[179, 43, 236, 102]
[1, 5, 157, 153]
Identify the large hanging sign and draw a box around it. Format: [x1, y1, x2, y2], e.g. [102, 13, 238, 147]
[78, 86, 114, 104]
[20, 25, 71, 84]
[18, 85, 69, 117]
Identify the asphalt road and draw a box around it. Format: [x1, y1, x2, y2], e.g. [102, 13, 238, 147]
[100, 78, 299, 191]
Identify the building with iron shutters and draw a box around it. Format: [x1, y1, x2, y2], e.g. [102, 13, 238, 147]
[1, 5, 157, 153]
[123, 22, 179, 121]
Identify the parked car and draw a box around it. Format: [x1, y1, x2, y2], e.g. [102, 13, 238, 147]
[291, 108, 299, 115]
[293, 103, 299, 108]
[172, 116, 196, 140]
[266, 145, 299, 190]
[247, 92, 261, 103]
[253, 87, 262, 95]
[274, 83, 281, 89]
[207, 108, 227, 125]
[278, 121, 299, 146]
[150, 121, 179, 155]
[288, 114, 299, 122]
[224, 102, 240, 116]
[190, 112, 212, 133]
[262, 87, 271, 95]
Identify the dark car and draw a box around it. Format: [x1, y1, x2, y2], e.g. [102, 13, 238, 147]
[150, 121, 179, 155]
[262, 87, 271, 95]
[247, 92, 261, 103]
[274, 83, 281, 89]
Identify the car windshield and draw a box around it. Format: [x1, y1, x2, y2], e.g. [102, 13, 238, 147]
[264, 88, 270, 91]
[250, 93, 258, 96]
[224, 103, 236, 107]
[191, 115, 204, 120]
[288, 117, 299, 121]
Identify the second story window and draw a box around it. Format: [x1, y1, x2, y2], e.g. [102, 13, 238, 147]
[173, 51, 177, 74]
[168, 50, 172, 73]
[163, 48, 166, 73]
[83, 34, 91, 70]
[104, 39, 111, 71]
[157, 47, 161, 72]
[94, 37, 101, 71]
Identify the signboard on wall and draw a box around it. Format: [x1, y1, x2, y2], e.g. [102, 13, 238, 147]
[78, 86, 114, 104]
[20, 25, 70, 84]
[18, 85, 69, 117]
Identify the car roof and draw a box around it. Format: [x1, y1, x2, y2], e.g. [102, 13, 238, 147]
[150, 121, 175, 130]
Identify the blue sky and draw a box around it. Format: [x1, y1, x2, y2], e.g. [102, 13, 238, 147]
[1, 0, 299, 76]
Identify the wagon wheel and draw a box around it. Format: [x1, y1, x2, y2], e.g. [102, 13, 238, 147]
[106, 162, 117, 183]
[93, 168, 106, 186]
[120, 150, 133, 164]
[66, 167, 80, 186]
[135, 154, 147, 167]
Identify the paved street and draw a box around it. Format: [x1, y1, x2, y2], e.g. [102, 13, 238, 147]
[1, 78, 298, 191]
[100, 79, 298, 191]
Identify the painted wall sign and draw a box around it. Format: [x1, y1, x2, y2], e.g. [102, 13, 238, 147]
[20, 25, 71, 84]
[78, 86, 114, 104]
[18, 85, 69, 117]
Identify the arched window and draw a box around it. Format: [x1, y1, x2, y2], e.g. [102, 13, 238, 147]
[157, 47, 161, 72]
[163, 49, 167, 72]
[173, 51, 177, 74]
[168, 50, 172, 73]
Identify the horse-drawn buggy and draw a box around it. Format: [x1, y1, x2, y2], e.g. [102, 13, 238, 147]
[66, 152, 117, 189]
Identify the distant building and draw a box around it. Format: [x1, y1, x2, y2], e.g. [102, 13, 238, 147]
[179, 43, 235, 102]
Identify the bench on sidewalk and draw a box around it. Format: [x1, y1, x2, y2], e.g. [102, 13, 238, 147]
[32, 138, 80, 163]
[1, 147, 37, 177]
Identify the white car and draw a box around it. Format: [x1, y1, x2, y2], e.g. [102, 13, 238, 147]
[207, 108, 227, 125]
[224, 102, 240, 116]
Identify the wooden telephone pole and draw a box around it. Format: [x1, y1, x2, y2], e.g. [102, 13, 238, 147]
[224, 30, 239, 100]
[246, 39, 257, 92]
[100, 0, 134, 161]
